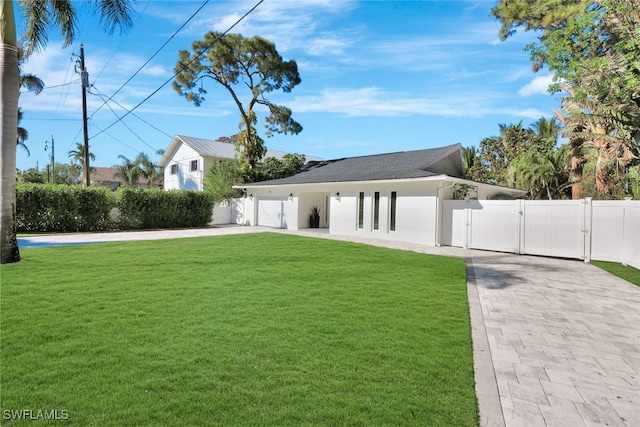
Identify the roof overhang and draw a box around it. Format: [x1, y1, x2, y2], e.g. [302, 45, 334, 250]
[234, 174, 527, 197]
[157, 135, 183, 168]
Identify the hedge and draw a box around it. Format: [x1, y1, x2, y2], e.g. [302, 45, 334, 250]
[16, 184, 215, 232]
[116, 188, 215, 229]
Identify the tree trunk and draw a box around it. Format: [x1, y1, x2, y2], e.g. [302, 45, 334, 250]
[570, 155, 584, 199]
[569, 137, 584, 199]
[0, 1, 21, 263]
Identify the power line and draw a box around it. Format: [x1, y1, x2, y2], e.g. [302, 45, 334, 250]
[93, 0, 264, 139]
[90, 0, 210, 120]
[88, 123, 141, 155]
[88, 86, 162, 154]
[90, 85, 173, 139]
[92, 0, 152, 84]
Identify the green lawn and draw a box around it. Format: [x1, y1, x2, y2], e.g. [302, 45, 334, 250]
[591, 260, 640, 287]
[0, 233, 478, 426]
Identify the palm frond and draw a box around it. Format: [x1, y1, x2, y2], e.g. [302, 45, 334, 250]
[94, 0, 134, 35]
[49, 0, 76, 47]
[22, 0, 51, 55]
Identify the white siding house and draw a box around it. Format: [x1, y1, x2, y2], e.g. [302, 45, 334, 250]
[158, 134, 323, 225]
[159, 135, 320, 191]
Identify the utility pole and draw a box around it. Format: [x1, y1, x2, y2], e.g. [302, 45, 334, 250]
[78, 44, 90, 188]
[44, 135, 54, 183]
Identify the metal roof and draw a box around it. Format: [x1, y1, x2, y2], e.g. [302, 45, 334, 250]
[158, 135, 322, 167]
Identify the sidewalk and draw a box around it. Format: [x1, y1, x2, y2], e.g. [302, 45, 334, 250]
[16, 226, 640, 427]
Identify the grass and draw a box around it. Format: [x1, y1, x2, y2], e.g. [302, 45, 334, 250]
[1, 233, 477, 426]
[591, 260, 640, 287]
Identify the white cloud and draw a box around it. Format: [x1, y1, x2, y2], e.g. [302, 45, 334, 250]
[289, 87, 521, 118]
[518, 75, 554, 96]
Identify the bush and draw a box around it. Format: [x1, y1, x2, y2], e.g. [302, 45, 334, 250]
[16, 184, 215, 232]
[16, 183, 114, 232]
[116, 188, 215, 229]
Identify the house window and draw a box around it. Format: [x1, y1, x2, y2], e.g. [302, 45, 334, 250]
[373, 192, 380, 230]
[170, 164, 178, 175]
[390, 191, 397, 231]
[190, 160, 198, 172]
[357, 192, 364, 229]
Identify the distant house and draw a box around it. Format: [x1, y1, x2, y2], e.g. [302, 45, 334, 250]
[158, 134, 322, 191]
[91, 167, 163, 190]
[233, 143, 526, 245]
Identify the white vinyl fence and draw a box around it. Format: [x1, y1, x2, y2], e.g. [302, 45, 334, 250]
[442, 198, 640, 269]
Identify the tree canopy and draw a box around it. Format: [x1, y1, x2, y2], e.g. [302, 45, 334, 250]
[173, 32, 302, 181]
[492, 0, 640, 198]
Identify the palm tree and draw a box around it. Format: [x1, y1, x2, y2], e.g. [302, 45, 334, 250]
[68, 142, 95, 184]
[1, 1, 133, 263]
[114, 155, 141, 188]
[17, 108, 30, 156]
[556, 85, 637, 197]
[135, 152, 163, 188]
[17, 44, 45, 158]
[530, 117, 561, 152]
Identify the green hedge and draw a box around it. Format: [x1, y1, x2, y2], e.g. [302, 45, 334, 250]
[16, 184, 215, 232]
[116, 188, 215, 229]
[17, 183, 114, 232]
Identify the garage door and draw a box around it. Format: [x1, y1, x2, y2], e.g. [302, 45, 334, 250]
[257, 198, 287, 228]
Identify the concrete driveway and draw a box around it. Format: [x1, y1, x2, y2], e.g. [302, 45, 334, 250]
[16, 226, 640, 427]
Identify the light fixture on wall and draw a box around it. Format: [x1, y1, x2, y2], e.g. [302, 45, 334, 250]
[335, 192, 340, 201]
[288, 193, 293, 201]
[248, 193, 253, 200]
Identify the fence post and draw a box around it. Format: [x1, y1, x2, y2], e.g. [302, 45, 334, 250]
[464, 201, 471, 249]
[583, 197, 592, 263]
[517, 199, 525, 254]
[622, 197, 632, 266]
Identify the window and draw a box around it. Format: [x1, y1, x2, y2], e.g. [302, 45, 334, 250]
[170, 164, 178, 175]
[390, 191, 397, 231]
[373, 191, 380, 230]
[190, 160, 198, 172]
[357, 192, 364, 229]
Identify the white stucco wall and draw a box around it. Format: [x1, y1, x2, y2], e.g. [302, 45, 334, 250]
[237, 180, 452, 246]
[329, 182, 440, 246]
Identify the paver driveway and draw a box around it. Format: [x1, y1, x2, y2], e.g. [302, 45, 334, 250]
[469, 252, 640, 427]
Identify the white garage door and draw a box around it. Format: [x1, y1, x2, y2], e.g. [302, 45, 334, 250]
[257, 198, 287, 228]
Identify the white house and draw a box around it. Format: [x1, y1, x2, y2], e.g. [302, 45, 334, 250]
[233, 143, 526, 246]
[158, 134, 321, 191]
[158, 134, 324, 224]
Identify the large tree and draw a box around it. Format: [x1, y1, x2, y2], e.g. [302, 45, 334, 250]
[475, 122, 539, 185]
[492, 0, 640, 198]
[173, 32, 302, 181]
[0, 0, 133, 264]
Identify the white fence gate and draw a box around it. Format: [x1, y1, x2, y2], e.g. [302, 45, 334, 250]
[442, 198, 639, 269]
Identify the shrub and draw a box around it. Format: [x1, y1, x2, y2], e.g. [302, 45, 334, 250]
[116, 188, 215, 229]
[16, 183, 114, 232]
[16, 185, 215, 232]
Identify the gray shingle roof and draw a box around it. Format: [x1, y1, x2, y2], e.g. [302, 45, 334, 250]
[244, 143, 463, 186]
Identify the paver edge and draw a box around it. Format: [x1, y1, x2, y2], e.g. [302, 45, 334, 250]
[467, 256, 506, 427]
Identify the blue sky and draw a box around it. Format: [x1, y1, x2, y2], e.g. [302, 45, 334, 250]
[16, 0, 558, 172]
